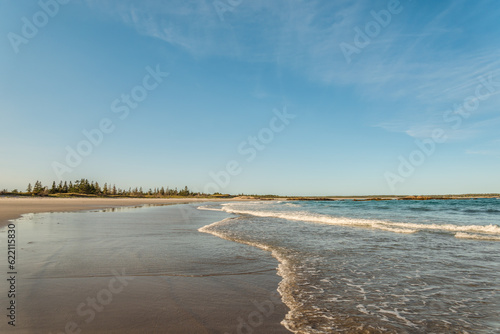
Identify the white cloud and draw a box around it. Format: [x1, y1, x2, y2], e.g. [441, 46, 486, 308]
[85, 0, 500, 129]
[465, 149, 500, 156]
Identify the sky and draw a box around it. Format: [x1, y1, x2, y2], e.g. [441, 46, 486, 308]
[1, 0, 500, 196]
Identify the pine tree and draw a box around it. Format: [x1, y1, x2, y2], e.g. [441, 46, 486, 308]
[80, 179, 88, 193]
[17, 179, 203, 198]
[33, 181, 43, 194]
[50, 181, 57, 194]
[179, 186, 190, 197]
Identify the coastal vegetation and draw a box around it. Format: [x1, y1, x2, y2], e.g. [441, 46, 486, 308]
[0, 179, 229, 198]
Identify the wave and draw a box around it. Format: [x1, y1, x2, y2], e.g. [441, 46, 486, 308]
[463, 208, 500, 213]
[283, 203, 301, 208]
[197, 205, 224, 212]
[454, 232, 500, 241]
[198, 217, 311, 334]
[408, 207, 434, 212]
[197, 204, 500, 333]
[219, 204, 500, 237]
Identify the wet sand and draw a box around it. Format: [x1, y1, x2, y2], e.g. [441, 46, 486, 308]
[0, 197, 245, 228]
[0, 201, 290, 333]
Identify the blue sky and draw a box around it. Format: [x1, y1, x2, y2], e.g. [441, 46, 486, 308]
[1, 0, 499, 196]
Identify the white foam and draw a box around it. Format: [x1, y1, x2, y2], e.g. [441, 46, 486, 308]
[197, 205, 223, 212]
[197, 217, 233, 232]
[198, 217, 310, 334]
[377, 308, 417, 328]
[219, 204, 500, 237]
[454, 232, 500, 241]
[357, 304, 370, 314]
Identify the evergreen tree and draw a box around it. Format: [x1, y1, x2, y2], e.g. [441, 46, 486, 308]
[82, 179, 88, 193]
[179, 186, 190, 197]
[50, 181, 57, 194]
[17, 178, 206, 198]
[33, 181, 43, 194]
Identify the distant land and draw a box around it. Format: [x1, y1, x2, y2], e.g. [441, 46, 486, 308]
[285, 194, 500, 201]
[0, 178, 498, 201]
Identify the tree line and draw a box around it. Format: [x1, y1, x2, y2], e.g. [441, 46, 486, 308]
[9, 179, 203, 197]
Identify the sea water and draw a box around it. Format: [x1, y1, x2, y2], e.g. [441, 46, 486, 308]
[199, 199, 500, 333]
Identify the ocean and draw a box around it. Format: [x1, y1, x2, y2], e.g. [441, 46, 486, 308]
[198, 199, 500, 333]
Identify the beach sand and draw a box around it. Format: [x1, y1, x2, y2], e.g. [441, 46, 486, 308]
[0, 197, 241, 228]
[0, 198, 290, 333]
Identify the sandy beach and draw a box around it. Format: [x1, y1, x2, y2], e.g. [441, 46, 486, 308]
[0, 198, 290, 333]
[0, 196, 245, 228]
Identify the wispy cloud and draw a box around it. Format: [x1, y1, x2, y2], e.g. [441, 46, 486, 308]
[84, 1, 500, 87]
[375, 115, 500, 142]
[465, 137, 500, 156]
[465, 149, 500, 156]
[85, 0, 500, 134]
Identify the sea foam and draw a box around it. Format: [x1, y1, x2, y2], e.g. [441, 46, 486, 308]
[219, 203, 500, 237]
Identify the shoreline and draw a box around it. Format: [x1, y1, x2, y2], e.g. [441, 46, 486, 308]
[0, 196, 249, 228]
[199, 219, 297, 333]
[4, 193, 496, 227]
[0, 201, 291, 333]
